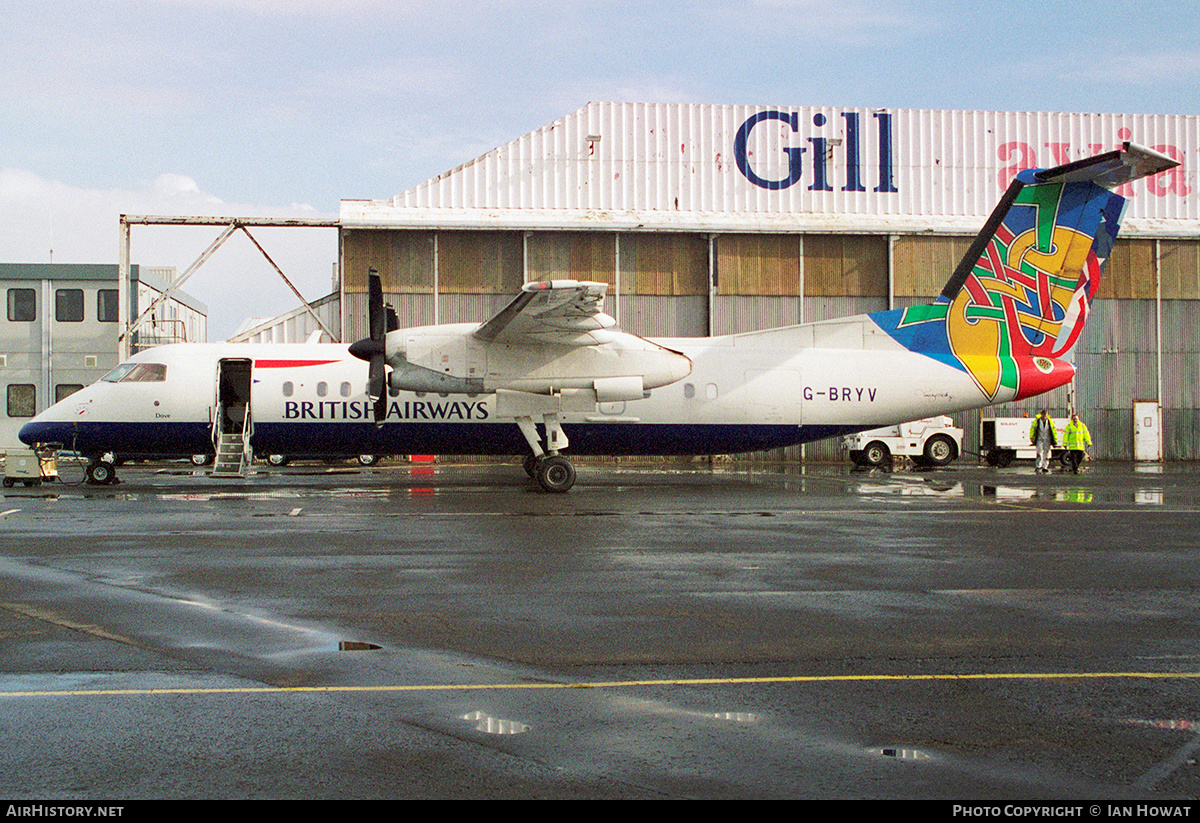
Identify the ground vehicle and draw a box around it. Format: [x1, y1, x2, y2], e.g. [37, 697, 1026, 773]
[981, 417, 1069, 467]
[2, 448, 57, 487]
[844, 416, 963, 467]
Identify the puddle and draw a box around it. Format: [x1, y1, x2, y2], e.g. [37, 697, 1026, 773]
[871, 746, 931, 761]
[462, 710, 529, 735]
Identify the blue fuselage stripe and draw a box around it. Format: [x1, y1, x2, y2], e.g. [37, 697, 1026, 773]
[20, 420, 860, 458]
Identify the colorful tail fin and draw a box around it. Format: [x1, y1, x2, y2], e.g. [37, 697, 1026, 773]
[881, 142, 1179, 402]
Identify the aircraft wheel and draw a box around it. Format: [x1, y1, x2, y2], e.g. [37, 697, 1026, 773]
[267, 454, 289, 467]
[1059, 451, 1072, 469]
[536, 456, 576, 493]
[923, 434, 956, 467]
[2, 478, 14, 488]
[191, 453, 213, 466]
[357, 454, 378, 466]
[86, 461, 116, 485]
[862, 441, 890, 467]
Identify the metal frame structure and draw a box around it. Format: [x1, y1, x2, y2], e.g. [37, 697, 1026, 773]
[118, 215, 340, 359]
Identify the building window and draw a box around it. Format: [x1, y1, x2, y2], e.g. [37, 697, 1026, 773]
[7, 384, 35, 418]
[7, 289, 35, 322]
[55, 384, 84, 403]
[97, 290, 119, 323]
[55, 289, 84, 322]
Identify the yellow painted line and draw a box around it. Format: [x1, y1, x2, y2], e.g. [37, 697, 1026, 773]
[2, 671, 1199, 699]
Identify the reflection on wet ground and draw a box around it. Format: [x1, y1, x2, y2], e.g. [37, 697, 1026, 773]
[3, 460, 1200, 798]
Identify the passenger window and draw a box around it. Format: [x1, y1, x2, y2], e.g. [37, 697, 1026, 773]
[282, 381, 294, 397]
[55, 289, 84, 322]
[340, 382, 351, 398]
[7, 384, 35, 417]
[316, 381, 328, 397]
[7, 289, 35, 322]
[705, 383, 718, 400]
[55, 384, 83, 403]
[683, 383, 695, 399]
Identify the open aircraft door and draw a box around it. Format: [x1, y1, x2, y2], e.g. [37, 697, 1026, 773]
[212, 358, 253, 476]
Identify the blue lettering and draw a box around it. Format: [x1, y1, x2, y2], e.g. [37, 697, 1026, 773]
[803, 386, 813, 401]
[300, 401, 316, 419]
[808, 113, 832, 192]
[829, 386, 839, 400]
[873, 112, 897, 193]
[841, 112, 865, 192]
[868, 388, 877, 401]
[285, 401, 299, 419]
[734, 111, 805, 190]
[732, 110, 897, 194]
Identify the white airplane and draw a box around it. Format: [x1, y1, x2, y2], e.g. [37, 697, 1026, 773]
[19, 143, 1178, 491]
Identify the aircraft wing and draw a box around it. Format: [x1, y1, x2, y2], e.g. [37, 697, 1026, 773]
[474, 280, 617, 346]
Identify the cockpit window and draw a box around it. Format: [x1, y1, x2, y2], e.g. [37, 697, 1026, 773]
[101, 364, 135, 382]
[101, 363, 167, 383]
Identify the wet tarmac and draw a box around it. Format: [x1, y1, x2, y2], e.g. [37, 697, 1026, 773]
[1, 458, 1199, 799]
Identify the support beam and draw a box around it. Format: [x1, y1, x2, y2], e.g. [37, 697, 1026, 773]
[118, 215, 340, 353]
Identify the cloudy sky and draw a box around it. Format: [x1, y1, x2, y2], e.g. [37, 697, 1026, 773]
[3, 0, 1197, 339]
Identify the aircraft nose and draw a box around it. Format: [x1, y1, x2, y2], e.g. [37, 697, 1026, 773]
[18, 419, 56, 447]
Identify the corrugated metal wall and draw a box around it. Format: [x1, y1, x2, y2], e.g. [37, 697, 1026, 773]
[367, 103, 1199, 225]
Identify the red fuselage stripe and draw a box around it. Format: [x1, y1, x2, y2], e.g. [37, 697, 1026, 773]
[254, 360, 342, 369]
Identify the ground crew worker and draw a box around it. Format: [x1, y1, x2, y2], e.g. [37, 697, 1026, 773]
[1063, 412, 1092, 474]
[1029, 409, 1057, 473]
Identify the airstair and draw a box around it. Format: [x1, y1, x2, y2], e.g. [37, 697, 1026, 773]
[211, 357, 253, 478]
[211, 430, 248, 477]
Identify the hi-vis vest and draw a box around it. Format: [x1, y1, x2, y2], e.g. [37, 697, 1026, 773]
[1063, 420, 1092, 450]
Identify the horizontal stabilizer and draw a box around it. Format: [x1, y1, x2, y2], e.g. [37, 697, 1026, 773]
[1034, 142, 1179, 187]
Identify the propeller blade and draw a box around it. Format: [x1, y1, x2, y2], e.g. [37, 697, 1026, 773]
[368, 353, 385, 401]
[373, 392, 388, 425]
[368, 267, 384, 342]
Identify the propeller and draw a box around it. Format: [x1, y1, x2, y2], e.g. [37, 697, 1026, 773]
[347, 267, 389, 424]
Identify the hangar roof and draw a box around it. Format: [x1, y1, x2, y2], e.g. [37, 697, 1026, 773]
[342, 102, 1199, 236]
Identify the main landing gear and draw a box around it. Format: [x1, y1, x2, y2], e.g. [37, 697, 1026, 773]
[522, 452, 577, 493]
[515, 411, 577, 493]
